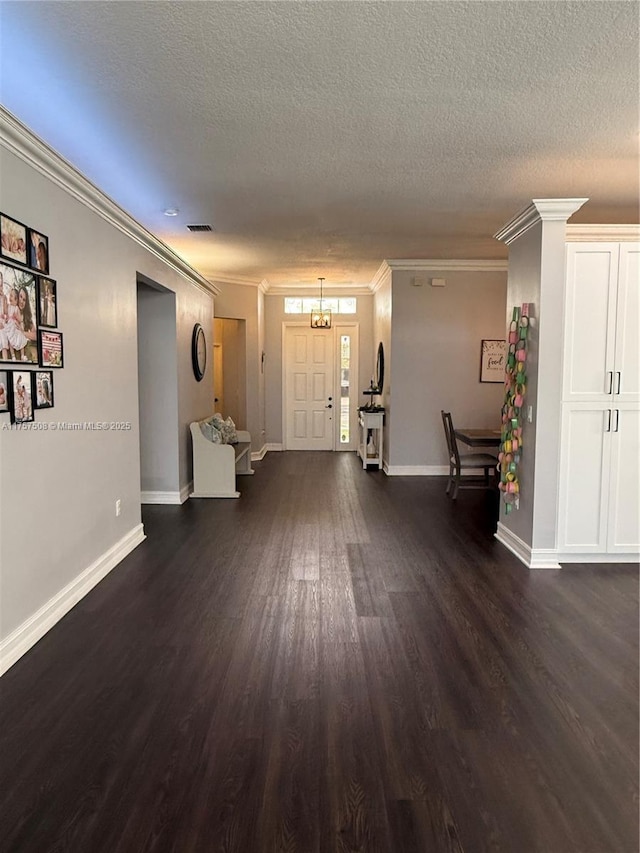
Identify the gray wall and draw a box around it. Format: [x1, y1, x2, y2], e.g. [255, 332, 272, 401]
[387, 270, 507, 469]
[137, 283, 179, 493]
[264, 292, 374, 445]
[213, 283, 264, 451]
[0, 143, 213, 642]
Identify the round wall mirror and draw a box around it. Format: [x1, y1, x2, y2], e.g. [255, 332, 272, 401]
[375, 341, 384, 393]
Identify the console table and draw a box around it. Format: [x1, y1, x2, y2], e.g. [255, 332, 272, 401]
[357, 409, 385, 469]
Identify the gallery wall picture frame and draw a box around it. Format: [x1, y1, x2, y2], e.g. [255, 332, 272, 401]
[34, 370, 54, 409]
[28, 229, 49, 275]
[0, 370, 9, 412]
[480, 339, 507, 383]
[9, 370, 35, 424]
[0, 261, 39, 364]
[38, 277, 57, 328]
[38, 329, 64, 368]
[0, 213, 28, 266]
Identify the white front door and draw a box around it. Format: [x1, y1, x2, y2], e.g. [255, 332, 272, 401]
[284, 326, 335, 450]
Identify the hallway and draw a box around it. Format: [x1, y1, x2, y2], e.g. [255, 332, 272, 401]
[0, 452, 637, 852]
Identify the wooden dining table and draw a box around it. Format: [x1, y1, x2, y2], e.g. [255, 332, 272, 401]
[454, 427, 502, 448]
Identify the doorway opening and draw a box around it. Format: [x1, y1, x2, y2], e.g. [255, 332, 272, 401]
[213, 317, 247, 428]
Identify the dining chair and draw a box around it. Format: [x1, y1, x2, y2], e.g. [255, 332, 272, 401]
[441, 411, 498, 499]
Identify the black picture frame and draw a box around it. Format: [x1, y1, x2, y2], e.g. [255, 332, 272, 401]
[9, 370, 35, 424]
[0, 260, 39, 364]
[0, 212, 28, 266]
[0, 370, 9, 413]
[27, 229, 49, 275]
[38, 329, 64, 368]
[34, 370, 54, 409]
[38, 277, 58, 328]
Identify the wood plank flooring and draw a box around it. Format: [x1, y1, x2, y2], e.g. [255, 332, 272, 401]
[0, 451, 638, 852]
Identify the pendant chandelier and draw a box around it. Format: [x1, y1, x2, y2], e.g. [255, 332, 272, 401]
[310, 277, 332, 329]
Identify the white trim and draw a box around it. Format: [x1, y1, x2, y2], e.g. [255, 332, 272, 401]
[370, 261, 393, 293]
[265, 283, 373, 296]
[141, 489, 188, 505]
[265, 443, 283, 452]
[385, 465, 449, 476]
[0, 524, 146, 676]
[210, 274, 262, 288]
[565, 224, 640, 242]
[385, 259, 509, 272]
[494, 198, 588, 245]
[555, 552, 640, 564]
[0, 106, 219, 297]
[495, 523, 562, 569]
[252, 444, 268, 461]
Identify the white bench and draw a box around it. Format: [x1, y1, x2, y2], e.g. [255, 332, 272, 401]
[190, 419, 254, 498]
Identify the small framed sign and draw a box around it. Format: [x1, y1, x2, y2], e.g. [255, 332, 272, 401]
[480, 339, 506, 383]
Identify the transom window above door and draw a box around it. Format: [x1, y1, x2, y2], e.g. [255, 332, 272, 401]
[284, 297, 357, 314]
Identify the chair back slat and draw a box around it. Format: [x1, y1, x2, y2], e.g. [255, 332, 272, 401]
[441, 410, 461, 465]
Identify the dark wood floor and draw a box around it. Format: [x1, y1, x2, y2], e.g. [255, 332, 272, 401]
[1, 452, 638, 853]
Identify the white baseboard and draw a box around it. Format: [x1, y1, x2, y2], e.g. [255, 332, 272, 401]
[495, 523, 561, 570]
[266, 443, 283, 452]
[555, 551, 640, 564]
[252, 444, 268, 461]
[141, 487, 190, 505]
[385, 465, 448, 476]
[0, 524, 146, 677]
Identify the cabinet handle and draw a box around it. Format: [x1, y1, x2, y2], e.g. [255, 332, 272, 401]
[606, 371, 613, 394]
[605, 409, 612, 432]
[614, 409, 620, 432]
[615, 372, 621, 395]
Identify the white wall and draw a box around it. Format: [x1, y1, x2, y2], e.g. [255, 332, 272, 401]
[0, 134, 213, 661]
[387, 269, 507, 470]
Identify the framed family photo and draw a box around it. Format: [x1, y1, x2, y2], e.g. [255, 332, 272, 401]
[38, 277, 57, 328]
[480, 339, 507, 383]
[0, 370, 9, 412]
[34, 370, 54, 409]
[9, 371, 34, 424]
[39, 329, 64, 368]
[28, 229, 49, 275]
[0, 261, 39, 364]
[0, 213, 28, 266]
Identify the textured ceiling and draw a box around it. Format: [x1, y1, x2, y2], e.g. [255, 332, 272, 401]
[1, 1, 638, 287]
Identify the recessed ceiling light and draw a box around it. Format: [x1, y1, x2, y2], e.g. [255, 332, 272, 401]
[163, 207, 179, 216]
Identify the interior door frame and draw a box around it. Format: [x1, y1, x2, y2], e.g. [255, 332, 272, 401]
[282, 321, 359, 451]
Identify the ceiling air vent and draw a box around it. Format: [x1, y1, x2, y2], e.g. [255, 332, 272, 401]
[187, 224, 213, 232]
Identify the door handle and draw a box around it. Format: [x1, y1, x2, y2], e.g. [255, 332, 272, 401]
[614, 409, 620, 432]
[606, 371, 613, 394]
[605, 409, 612, 432]
[325, 404, 332, 409]
[615, 372, 621, 395]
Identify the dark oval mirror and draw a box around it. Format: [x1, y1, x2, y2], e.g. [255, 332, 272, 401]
[375, 341, 384, 394]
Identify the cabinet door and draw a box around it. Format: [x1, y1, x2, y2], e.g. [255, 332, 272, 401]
[607, 405, 640, 552]
[563, 244, 618, 401]
[558, 404, 611, 552]
[613, 245, 640, 402]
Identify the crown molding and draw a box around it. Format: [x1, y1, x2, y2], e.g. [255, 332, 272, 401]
[494, 198, 589, 245]
[208, 274, 262, 288]
[0, 106, 219, 297]
[384, 258, 508, 272]
[565, 223, 640, 242]
[370, 261, 392, 293]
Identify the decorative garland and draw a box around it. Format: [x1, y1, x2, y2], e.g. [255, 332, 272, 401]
[498, 304, 531, 513]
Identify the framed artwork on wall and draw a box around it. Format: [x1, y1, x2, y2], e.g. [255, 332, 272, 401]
[0, 213, 28, 266]
[28, 229, 49, 275]
[34, 370, 54, 409]
[480, 339, 506, 383]
[38, 329, 64, 368]
[0, 261, 39, 364]
[38, 277, 57, 328]
[0, 370, 9, 412]
[9, 371, 34, 424]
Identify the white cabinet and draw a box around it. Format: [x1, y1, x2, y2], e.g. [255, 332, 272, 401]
[357, 410, 384, 469]
[559, 240, 639, 556]
[563, 243, 639, 403]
